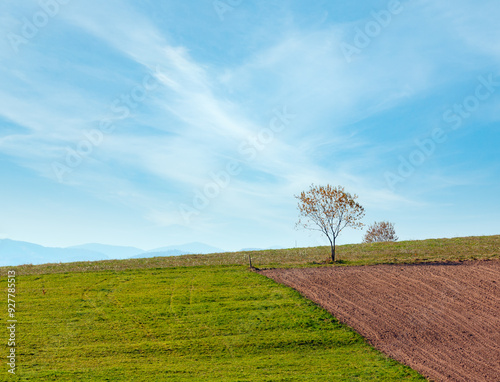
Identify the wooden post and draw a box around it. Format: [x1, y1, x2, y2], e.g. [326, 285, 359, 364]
[248, 254, 253, 269]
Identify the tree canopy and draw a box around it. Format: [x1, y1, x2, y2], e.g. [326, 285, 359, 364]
[363, 221, 398, 243]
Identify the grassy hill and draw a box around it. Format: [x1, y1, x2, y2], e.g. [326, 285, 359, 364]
[5, 235, 499, 276]
[2, 235, 498, 381]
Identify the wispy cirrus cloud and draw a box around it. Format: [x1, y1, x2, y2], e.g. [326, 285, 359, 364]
[1, 0, 499, 249]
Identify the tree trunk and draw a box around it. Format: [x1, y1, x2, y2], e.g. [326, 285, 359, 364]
[330, 241, 335, 262]
[330, 237, 336, 263]
[327, 236, 337, 263]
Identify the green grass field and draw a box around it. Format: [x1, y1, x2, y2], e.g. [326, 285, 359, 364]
[2, 235, 498, 381]
[5, 266, 424, 381]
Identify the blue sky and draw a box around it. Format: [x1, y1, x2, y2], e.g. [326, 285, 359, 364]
[0, 0, 499, 252]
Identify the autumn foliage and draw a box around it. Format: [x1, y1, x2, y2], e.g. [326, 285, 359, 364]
[295, 184, 365, 262]
[363, 221, 398, 243]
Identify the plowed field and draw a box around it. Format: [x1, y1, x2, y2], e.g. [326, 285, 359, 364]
[261, 260, 500, 382]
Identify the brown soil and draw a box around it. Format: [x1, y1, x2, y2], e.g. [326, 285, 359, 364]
[260, 260, 500, 382]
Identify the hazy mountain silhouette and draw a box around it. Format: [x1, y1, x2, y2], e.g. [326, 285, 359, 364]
[130, 249, 190, 258]
[0, 239, 109, 267]
[1, 239, 226, 266]
[68, 243, 144, 259]
[145, 242, 224, 255]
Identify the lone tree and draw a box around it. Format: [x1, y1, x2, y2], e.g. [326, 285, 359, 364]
[295, 184, 365, 262]
[363, 221, 398, 243]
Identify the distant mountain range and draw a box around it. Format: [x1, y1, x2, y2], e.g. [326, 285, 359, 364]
[240, 245, 285, 251]
[0, 239, 109, 267]
[146, 242, 224, 255]
[134, 242, 225, 259]
[0, 239, 226, 267]
[130, 249, 190, 258]
[68, 243, 144, 259]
